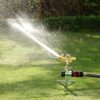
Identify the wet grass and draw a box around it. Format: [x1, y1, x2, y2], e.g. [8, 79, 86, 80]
[0, 32, 100, 100]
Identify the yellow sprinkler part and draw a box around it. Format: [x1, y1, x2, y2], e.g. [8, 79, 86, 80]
[58, 54, 76, 64]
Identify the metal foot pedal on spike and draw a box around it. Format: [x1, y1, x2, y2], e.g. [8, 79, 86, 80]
[57, 80, 75, 88]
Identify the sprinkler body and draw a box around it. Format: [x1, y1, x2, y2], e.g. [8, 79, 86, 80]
[57, 54, 76, 88]
[58, 54, 100, 91]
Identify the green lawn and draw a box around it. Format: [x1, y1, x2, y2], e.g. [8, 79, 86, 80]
[0, 32, 100, 100]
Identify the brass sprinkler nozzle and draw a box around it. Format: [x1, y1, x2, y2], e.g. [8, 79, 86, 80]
[58, 54, 76, 64]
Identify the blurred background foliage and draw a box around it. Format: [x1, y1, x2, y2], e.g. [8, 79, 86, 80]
[35, 0, 100, 18]
[0, 0, 100, 32]
[0, 0, 100, 17]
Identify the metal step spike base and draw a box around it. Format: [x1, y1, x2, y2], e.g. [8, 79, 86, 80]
[57, 80, 75, 94]
[57, 80, 75, 88]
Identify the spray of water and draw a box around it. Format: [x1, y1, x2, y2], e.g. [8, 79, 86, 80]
[8, 17, 60, 57]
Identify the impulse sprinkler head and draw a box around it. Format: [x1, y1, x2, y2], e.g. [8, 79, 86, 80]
[58, 54, 76, 61]
[58, 54, 76, 66]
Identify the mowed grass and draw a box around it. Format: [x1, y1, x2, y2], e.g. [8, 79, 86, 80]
[0, 32, 100, 100]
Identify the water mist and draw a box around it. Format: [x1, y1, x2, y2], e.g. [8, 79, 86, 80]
[8, 15, 60, 57]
